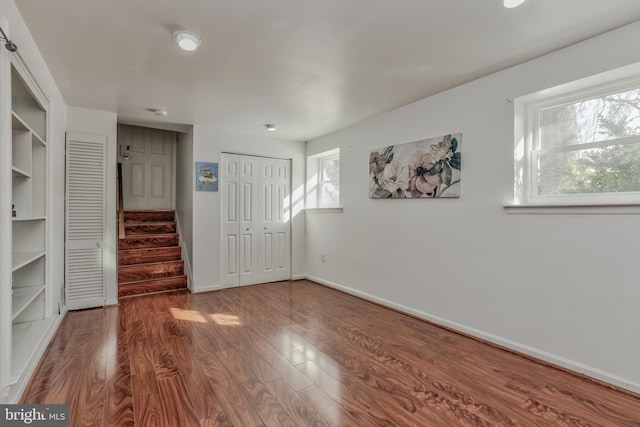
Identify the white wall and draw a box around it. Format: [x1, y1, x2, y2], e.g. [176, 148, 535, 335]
[175, 130, 194, 288]
[306, 21, 640, 393]
[66, 107, 118, 305]
[191, 126, 306, 292]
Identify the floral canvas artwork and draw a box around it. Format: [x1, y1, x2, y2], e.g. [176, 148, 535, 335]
[369, 133, 461, 198]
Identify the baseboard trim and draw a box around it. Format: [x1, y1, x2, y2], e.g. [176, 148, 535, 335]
[14, 312, 66, 403]
[304, 275, 640, 396]
[192, 283, 223, 293]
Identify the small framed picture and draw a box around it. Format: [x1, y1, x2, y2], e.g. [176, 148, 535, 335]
[195, 162, 218, 192]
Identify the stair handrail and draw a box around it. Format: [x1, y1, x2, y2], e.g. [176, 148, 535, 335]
[117, 162, 125, 239]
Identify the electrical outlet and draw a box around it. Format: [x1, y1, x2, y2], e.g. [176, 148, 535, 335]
[321, 254, 326, 262]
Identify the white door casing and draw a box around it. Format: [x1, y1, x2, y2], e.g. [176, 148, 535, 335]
[221, 153, 291, 288]
[119, 124, 174, 211]
[65, 133, 106, 310]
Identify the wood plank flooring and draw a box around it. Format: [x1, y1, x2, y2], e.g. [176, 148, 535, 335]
[22, 280, 640, 426]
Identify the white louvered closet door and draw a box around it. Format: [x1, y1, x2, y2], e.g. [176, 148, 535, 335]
[65, 134, 107, 310]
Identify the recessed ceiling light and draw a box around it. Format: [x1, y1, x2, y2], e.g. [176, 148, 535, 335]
[265, 124, 277, 132]
[174, 32, 201, 51]
[503, 0, 526, 8]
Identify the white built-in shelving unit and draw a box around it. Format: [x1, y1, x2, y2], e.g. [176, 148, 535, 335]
[1, 61, 54, 401]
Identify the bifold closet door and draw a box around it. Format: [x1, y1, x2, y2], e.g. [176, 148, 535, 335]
[65, 134, 106, 310]
[257, 157, 291, 283]
[221, 154, 258, 286]
[221, 153, 291, 287]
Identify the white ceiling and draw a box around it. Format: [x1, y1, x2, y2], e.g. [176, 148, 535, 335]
[14, 0, 640, 141]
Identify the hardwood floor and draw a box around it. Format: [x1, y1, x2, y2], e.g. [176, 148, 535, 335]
[22, 280, 640, 426]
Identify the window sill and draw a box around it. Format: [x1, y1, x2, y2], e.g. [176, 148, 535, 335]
[503, 203, 640, 214]
[305, 208, 343, 214]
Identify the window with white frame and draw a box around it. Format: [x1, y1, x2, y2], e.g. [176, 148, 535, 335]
[515, 68, 640, 205]
[306, 148, 340, 209]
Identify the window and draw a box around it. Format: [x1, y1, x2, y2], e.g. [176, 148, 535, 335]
[515, 66, 640, 205]
[306, 148, 340, 209]
[318, 154, 340, 207]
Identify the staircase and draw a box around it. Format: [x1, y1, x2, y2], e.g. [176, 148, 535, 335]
[118, 210, 188, 298]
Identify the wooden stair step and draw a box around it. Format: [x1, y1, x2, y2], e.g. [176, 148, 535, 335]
[124, 221, 176, 235]
[118, 233, 179, 250]
[118, 210, 185, 298]
[124, 210, 175, 222]
[119, 246, 182, 265]
[118, 260, 184, 282]
[118, 275, 188, 298]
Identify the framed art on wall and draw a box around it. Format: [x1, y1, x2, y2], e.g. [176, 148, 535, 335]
[195, 162, 218, 191]
[369, 133, 461, 198]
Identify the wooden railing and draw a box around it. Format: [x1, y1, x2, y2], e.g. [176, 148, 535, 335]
[117, 162, 125, 239]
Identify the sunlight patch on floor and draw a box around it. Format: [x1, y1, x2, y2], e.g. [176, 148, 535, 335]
[169, 307, 207, 323]
[209, 313, 243, 326]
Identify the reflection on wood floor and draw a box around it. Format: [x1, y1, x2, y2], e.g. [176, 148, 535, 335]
[22, 280, 640, 426]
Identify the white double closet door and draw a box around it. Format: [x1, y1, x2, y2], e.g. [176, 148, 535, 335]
[221, 153, 291, 287]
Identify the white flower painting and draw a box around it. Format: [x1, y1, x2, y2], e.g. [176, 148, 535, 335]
[369, 133, 461, 198]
